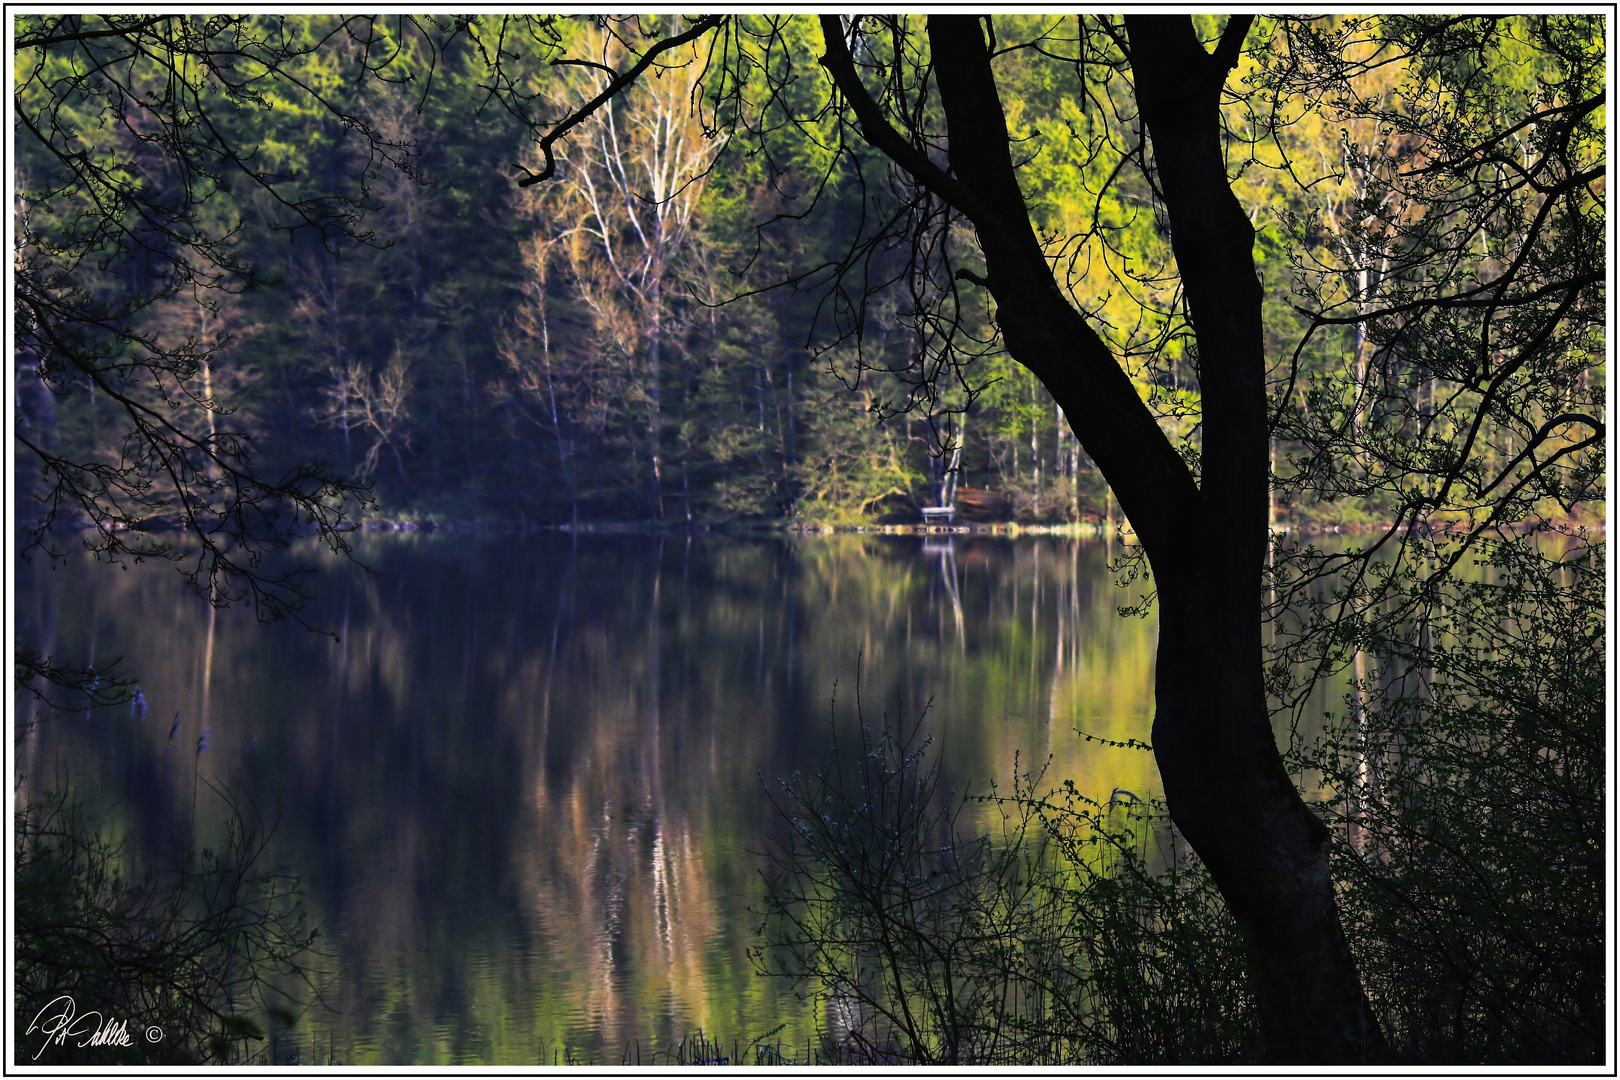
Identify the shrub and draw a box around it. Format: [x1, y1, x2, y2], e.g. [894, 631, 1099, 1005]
[14, 783, 323, 1065]
[757, 538, 1603, 1064]
[753, 697, 1256, 1065]
[1302, 538, 1604, 1063]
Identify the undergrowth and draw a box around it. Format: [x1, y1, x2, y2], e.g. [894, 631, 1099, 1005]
[753, 540, 1602, 1065]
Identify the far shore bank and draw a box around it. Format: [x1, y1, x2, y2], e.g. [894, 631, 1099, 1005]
[59, 515, 1603, 543]
[344, 516, 1602, 540]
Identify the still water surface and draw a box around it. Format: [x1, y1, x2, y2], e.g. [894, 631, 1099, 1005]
[17, 532, 1162, 1064]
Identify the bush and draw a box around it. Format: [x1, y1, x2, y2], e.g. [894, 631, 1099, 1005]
[14, 783, 323, 1065]
[753, 695, 1256, 1065]
[1301, 537, 1604, 1063]
[757, 537, 1603, 1064]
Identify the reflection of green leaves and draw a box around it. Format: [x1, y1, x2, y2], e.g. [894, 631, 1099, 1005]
[761, 536, 1602, 1063]
[23, 533, 1160, 1063]
[760, 711, 1255, 1064]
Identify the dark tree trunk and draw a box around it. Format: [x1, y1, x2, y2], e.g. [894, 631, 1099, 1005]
[1119, 18, 1384, 1062]
[821, 14, 1384, 1062]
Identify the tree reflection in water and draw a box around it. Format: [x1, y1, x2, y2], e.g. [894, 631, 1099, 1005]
[17, 532, 1163, 1064]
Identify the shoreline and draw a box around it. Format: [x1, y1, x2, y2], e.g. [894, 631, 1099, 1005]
[69, 515, 1605, 541]
[346, 517, 1602, 539]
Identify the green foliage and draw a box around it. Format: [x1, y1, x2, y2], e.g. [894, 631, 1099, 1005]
[1300, 538, 1604, 1063]
[12, 15, 402, 618]
[15, 15, 1607, 1064]
[14, 783, 323, 1066]
[755, 695, 1257, 1066]
[1021, 786, 1257, 1064]
[14, 15, 1601, 533]
[10, 15, 1173, 531]
[1259, 15, 1605, 535]
[788, 373, 923, 525]
[758, 534, 1603, 1064]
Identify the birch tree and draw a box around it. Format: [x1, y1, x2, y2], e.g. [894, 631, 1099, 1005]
[527, 23, 725, 519]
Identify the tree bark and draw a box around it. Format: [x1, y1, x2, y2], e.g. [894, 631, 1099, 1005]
[1120, 17, 1383, 1061]
[822, 15, 1385, 1061]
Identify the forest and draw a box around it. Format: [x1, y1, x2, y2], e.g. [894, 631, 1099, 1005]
[19, 15, 1599, 534]
[12, 13, 1607, 1067]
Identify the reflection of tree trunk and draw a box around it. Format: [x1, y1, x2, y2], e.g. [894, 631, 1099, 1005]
[936, 541, 964, 647]
[1105, 487, 1115, 559]
[539, 541, 576, 787]
[1028, 542, 1039, 699]
[201, 599, 216, 733]
[644, 541, 665, 955]
[324, 588, 344, 892]
[16, 604, 55, 798]
[1050, 548, 1066, 746]
[647, 538, 663, 767]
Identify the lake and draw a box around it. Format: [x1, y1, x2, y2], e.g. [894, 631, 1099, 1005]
[15, 531, 1163, 1065]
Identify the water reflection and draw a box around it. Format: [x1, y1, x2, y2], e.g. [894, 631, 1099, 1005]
[16, 533, 1161, 1064]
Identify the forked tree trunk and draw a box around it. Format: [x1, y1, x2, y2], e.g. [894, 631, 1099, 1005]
[1119, 22, 1382, 1058]
[821, 15, 1386, 1062]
